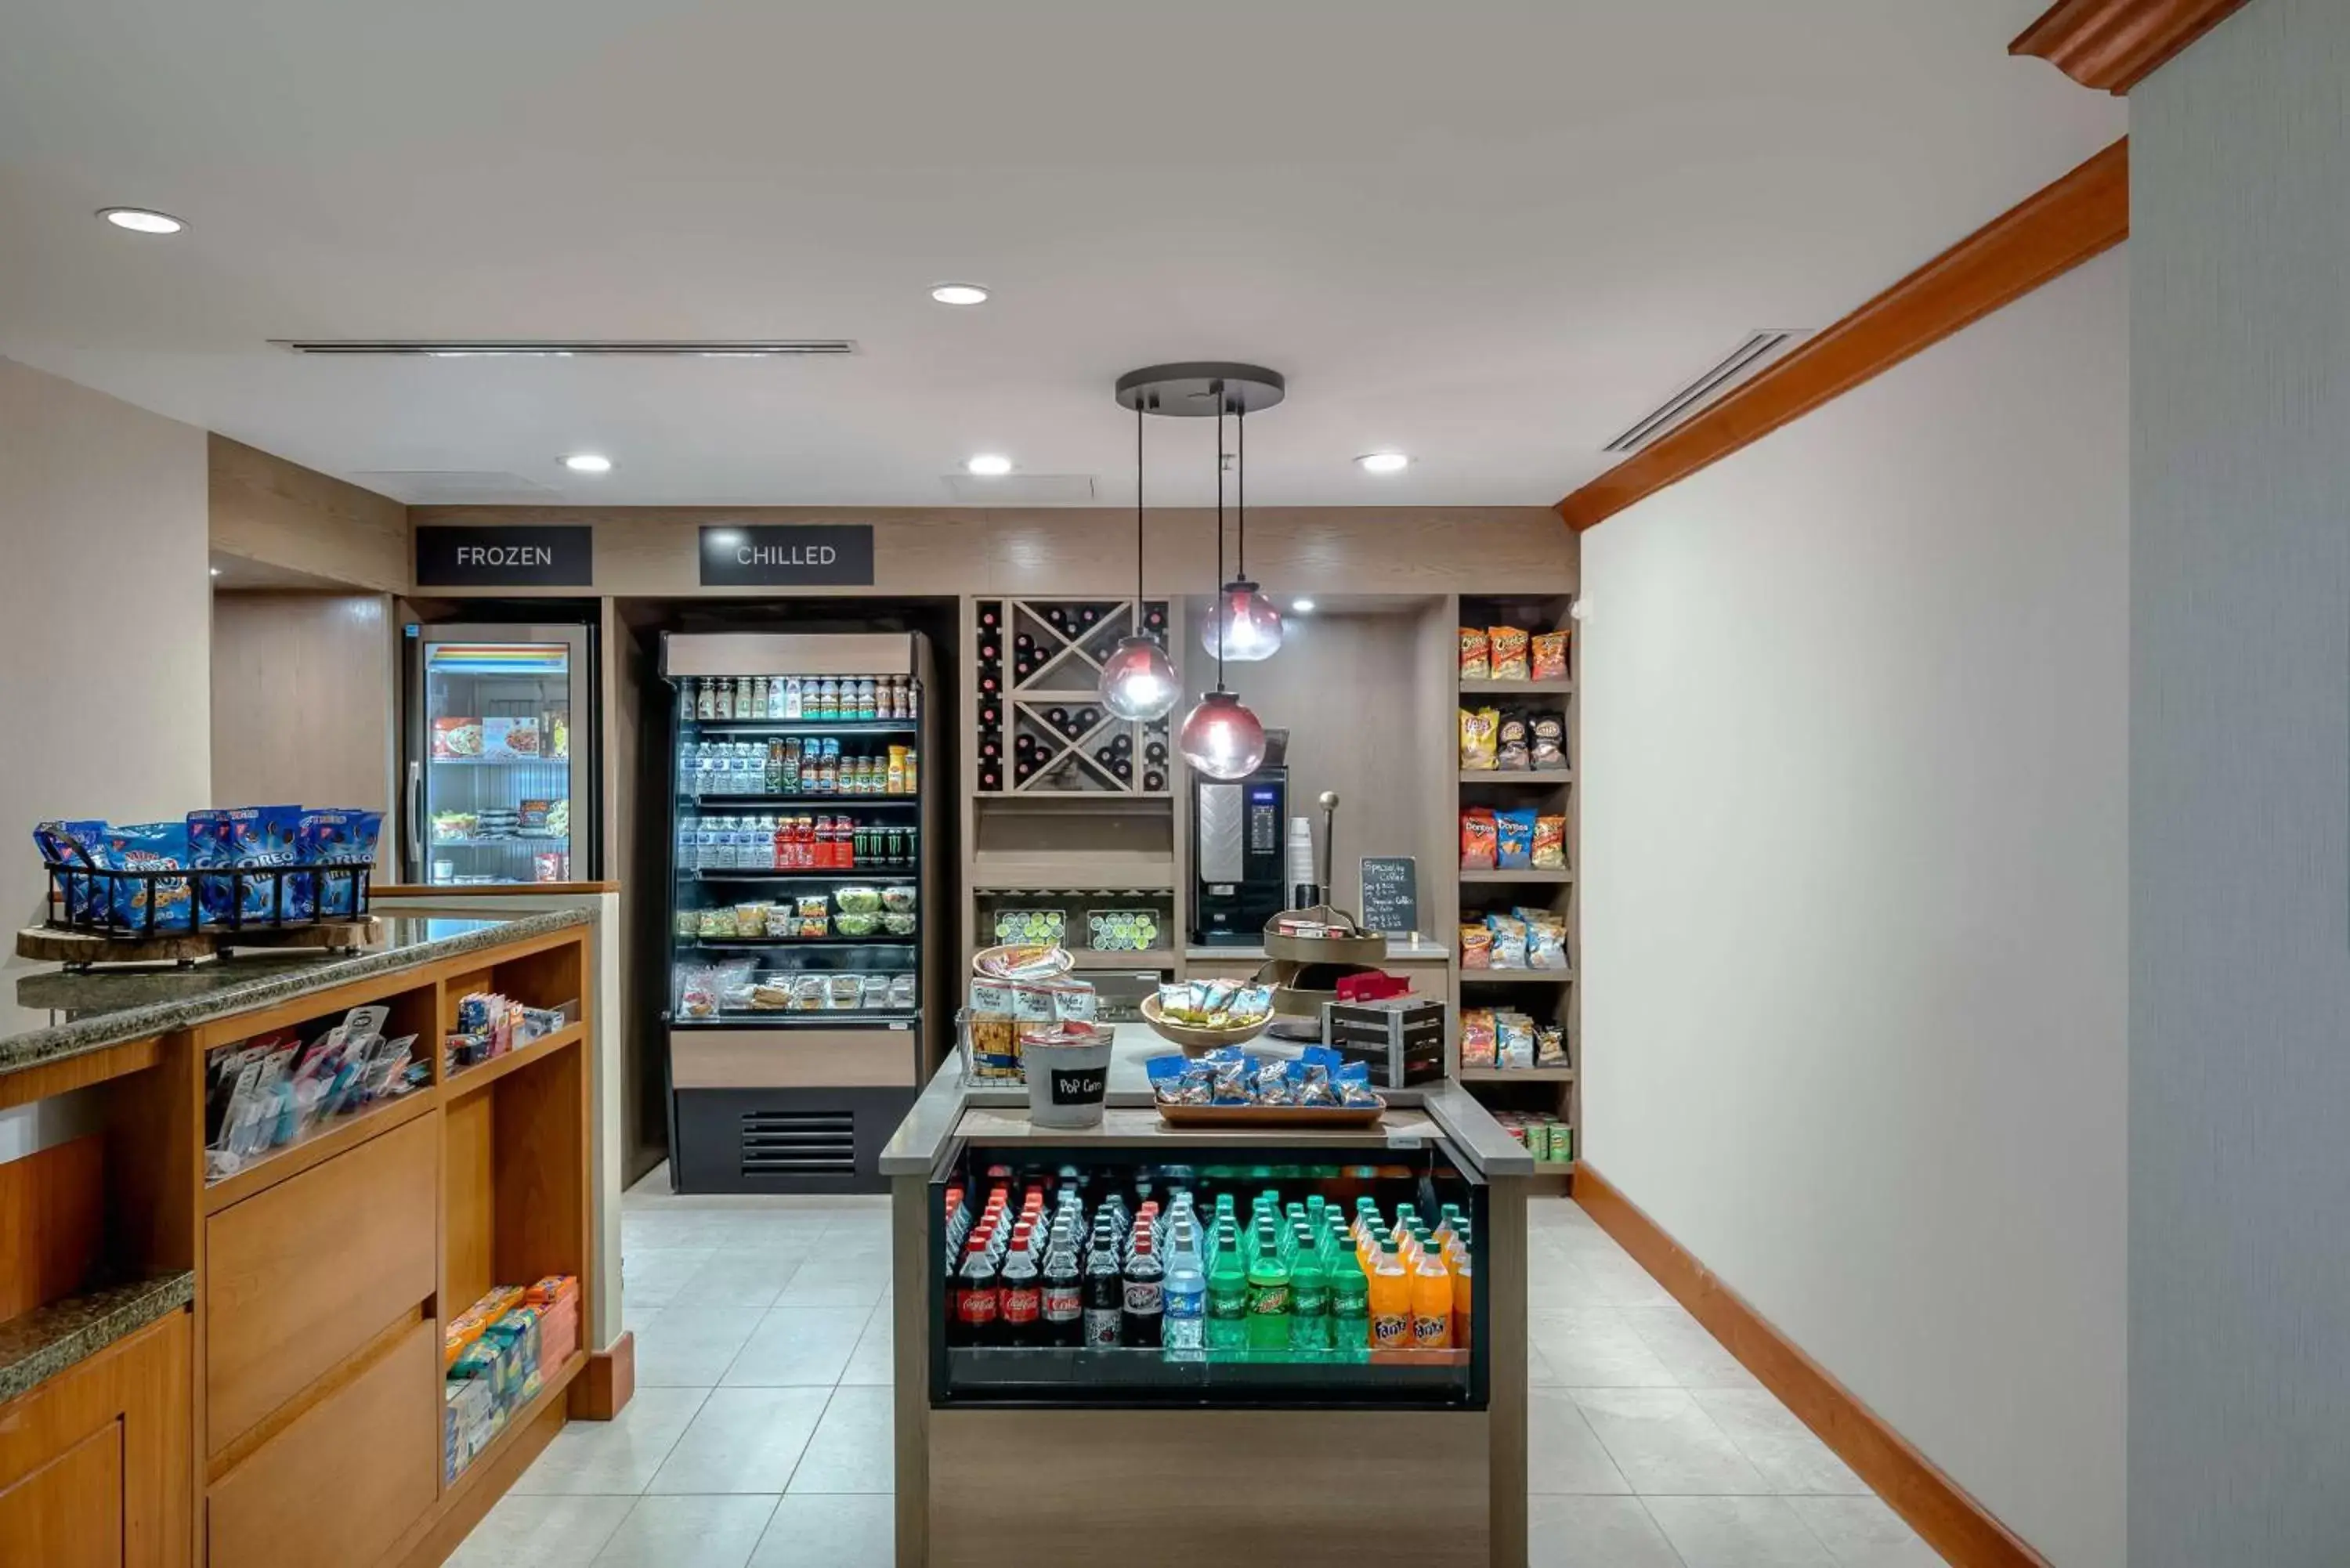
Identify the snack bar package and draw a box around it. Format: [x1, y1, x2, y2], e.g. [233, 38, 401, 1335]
[1531, 630, 1570, 681]
[104, 822, 195, 932]
[1459, 627, 1490, 682]
[1495, 808, 1536, 869]
[189, 805, 302, 926]
[1489, 625, 1531, 681]
[1460, 808, 1499, 870]
[1459, 706, 1499, 771]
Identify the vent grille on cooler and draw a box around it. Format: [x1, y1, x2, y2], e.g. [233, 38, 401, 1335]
[741, 1109, 858, 1176]
[1602, 329, 1812, 453]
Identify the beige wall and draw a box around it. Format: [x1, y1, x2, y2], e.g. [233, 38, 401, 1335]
[0, 356, 212, 926]
[209, 592, 398, 844]
[1582, 251, 2128, 1566]
[209, 433, 409, 593]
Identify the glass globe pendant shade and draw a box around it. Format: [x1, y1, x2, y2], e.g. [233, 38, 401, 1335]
[1199, 580, 1285, 663]
[1097, 634, 1180, 721]
[1177, 690, 1267, 781]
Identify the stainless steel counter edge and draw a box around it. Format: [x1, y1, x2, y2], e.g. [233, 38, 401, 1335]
[880, 1053, 1537, 1177]
[1, 907, 595, 1079]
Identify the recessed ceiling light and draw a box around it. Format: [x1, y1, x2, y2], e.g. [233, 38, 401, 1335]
[562, 453, 613, 474]
[99, 207, 185, 235]
[1357, 452, 1410, 475]
[931, 284, 989, 306]
[965, 454, 1013, 476]
[1292, 598, 1316, 613]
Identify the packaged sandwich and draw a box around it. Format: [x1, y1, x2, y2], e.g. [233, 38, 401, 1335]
[1459, 627, 1490, 682]
[1531, 630, 1569, 681]
[1489, 626, 1531, 681]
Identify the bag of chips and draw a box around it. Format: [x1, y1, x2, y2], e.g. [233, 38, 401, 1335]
[1496, 710, 1531, 771]
[1459, 627, 1490, 682]
[1498, 1010, 1536, 1068]
[1496, 808, 1536, 869]
[1334, 1060, 1380, 1107]
[1489, 626, 1531, 681]
[1535, 1024, 1568, 1067]
[1459, 923, 1493, 969]
[1520, 909, 1569, 971]
[1486, 912, 1528, 969]
[1532, 630, 1569, 681]
[1532, 815, 1567, 870]
[1459, 706, 1499, 770]
[1460, 1008, 1498, 1068]
[1254, 1058, 1296, 1106]
[1460, 808, 1499, 870]
[1531, 711, 1567, 771]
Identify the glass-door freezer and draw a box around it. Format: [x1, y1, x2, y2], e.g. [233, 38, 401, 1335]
[403, 622, 598, 885]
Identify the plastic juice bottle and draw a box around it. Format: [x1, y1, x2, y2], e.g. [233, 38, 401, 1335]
[1411, 1244, 1453, 1350]
[1206, 1222, 1249, 1357]
[1449, 1244, 1474, 1351]
[1368, 1238, 1412, 1353]
[1328, 1241, 1371, 1359]
[1246, 1231, 1292, 1353]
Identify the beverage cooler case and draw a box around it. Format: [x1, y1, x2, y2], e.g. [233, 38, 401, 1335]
[927, 1141, 1488, 1409]
[663, 632, 942, 1193]
[403, 623, 598, 885]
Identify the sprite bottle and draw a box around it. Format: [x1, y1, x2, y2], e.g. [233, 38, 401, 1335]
[1327, 1239, 1371, 1360]
[1206, 1219, 1249, 1357]
[1288, 1227, 1330, 1355]
[1246, 1218, 1292, 1353]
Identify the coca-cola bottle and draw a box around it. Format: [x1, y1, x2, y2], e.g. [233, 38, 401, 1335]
[1039, 1222, 1084, 1348]
[1122, 1235, 1165, 1349]
[1082, 1218, 1123, 1348]
[954, 1235, 1000, 1347]
[998, 1230, 1043, 1347]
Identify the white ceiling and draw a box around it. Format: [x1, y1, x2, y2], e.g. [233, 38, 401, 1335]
[0, 0, 2124, 508]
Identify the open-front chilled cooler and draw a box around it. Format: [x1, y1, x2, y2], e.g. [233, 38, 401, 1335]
[403, 623, 598, 885]
[927, 1140, 1488, 1408]
[663, 632, 942, 1192]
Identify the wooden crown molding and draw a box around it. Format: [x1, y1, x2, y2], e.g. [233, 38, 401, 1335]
[2011, 0, 2253, 93]
[1559, 138, 2129, 533]
[1575, 1164, 2055, 1568]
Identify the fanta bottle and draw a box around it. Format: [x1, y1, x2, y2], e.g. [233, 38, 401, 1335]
[1449, 1243, 1474, 1349]
[1368, 1237, 1412, 1353]
[1412, 1243, 1452, 1349]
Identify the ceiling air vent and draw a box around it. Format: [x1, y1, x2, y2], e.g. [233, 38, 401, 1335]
[1602, 329, 1812, 453]
[270, 339, 856, 357]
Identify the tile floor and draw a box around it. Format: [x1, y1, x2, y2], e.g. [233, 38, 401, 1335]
[454, 1171, 1947, 1567]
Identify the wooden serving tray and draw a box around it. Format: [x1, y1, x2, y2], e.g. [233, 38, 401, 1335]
[16, 919, 379, 970]
[1155, 1101, 1386, 1130]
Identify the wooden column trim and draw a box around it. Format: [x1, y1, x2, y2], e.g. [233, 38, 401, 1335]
[1558, 138, 2129, 533]
[1574, 1164, 2053, 1568]
[2011, 0, 2254, 93]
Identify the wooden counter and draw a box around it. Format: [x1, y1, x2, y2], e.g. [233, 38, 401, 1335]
[0, 911, 607, 1568]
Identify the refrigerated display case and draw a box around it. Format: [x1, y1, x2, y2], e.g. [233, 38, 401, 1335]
[403, 622, 598, 885]
[662, 631, 944, 1192]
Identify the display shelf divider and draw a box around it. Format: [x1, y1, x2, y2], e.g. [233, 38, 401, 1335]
[201, 1084, 440, 1215]
[443, 1021, 585, 1098]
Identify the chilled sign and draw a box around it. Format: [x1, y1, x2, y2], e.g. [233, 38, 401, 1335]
[698, 525, 877, 587]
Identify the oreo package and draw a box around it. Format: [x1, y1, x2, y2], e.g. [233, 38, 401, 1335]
[188, 806, 302, 926]
[298, 809, 385, 917]
[103, 822, 195, 932]
[34, 819, 110, 921]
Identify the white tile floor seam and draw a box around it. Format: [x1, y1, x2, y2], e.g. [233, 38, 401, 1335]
[457, 1170, 1948, 1566]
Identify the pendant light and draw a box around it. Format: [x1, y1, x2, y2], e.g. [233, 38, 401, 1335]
[1200, 404, 1284, 663]
[1112, 363, 1283, 782]
[1097, 403, 1180, 721]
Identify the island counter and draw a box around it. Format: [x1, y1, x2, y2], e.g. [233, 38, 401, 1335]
[879, 1024, 1534, 1568]
[0, 909, 612, 1568]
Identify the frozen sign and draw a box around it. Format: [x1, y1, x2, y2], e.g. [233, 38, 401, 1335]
[414, 525, 594, 587]
[698, 525, 877, 587]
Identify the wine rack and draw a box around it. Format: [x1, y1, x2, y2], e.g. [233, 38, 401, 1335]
[973, 598, 1173, 795]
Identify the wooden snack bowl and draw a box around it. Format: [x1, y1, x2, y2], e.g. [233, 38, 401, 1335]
[1139, 993, 1273, 1057]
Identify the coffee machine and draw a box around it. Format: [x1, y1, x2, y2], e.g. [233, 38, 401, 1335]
[1190, 732, 1289, 947]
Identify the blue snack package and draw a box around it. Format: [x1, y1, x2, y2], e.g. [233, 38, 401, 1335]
[298, 809, 385, 917]
[188, 806, 303, 926]
[1495, 808, 1537, 869]
[103, 822, 195, 933]
[34, 819, 110, 922]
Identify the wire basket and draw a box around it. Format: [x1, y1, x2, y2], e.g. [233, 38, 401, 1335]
[42, 857, 374, 940]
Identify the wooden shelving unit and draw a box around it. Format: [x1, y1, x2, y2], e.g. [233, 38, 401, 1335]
[1449, 592, 1580, 1174]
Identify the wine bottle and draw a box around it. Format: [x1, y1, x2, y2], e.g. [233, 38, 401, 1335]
[1144, 741, 1168, 765]
[1015, 633, 1034, 652]
[1044, 607, 1068, 631]
[1144, 769, 1166, 792]
[981, 739, 1001, 761]
[1045, 706, 1068, 730]
[1112, 732, 1133, 755]
[1094, 746, 1115, 768]
[1114, 759, 1134, 782]
[980, 605, 1000, 630]
[980, 766, 1001, 790]
[1077, 606, 1099, 629]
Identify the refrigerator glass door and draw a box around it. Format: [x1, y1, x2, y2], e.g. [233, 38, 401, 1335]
[414, 631, 588, 883]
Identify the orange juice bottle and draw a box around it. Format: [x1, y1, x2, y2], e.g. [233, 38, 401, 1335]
[1368, 1238, 1412, 1353]
[1411, 1245, 1453, 1349]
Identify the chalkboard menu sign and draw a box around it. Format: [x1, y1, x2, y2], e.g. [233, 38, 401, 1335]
[1360, 856, 1419, 937]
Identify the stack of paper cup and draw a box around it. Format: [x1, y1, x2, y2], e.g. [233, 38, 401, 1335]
[1288, 817, 1319, 910]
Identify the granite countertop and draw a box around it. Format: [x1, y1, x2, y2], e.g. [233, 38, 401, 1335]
[0, 1272, 193, 1404]
[2, 909, 593, 1082]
